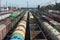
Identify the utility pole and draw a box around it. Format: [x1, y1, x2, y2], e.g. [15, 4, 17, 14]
[6, 0, 8, 11]
[55, 0, 57, 10]
[0, 0, 1, 11]
[27, 1, 28, 9]
[6, 0, 7, 8]
[38, 5, 40, 10]
[55, 0, 57, 4]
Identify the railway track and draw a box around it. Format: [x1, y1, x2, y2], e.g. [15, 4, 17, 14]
[31, 12, 52, 40]
[25, 12, 30, 40]
[29, 12, 47, 40]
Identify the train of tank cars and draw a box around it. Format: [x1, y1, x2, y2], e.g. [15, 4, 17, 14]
[10, 11, 28, 40]
[0, 10, 25, 40]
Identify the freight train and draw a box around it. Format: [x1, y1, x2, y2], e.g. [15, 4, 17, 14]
[41, 15, 60, 26]
[10, 11, 28, 40]
[41, 15, 60, 32]
[48, 10, 60, 22]
[0, 10, 25, 40]
[48, 13, 60, 22]
[48, 10, 60, 14]
[32, 12, 60, 40]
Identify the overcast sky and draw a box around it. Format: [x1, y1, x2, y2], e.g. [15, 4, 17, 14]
[1, 0, 60, 7]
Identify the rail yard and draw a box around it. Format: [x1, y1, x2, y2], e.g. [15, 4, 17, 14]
[0, 9, 60, 40]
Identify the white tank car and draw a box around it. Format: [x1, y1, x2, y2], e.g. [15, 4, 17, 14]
[42, 22, 60, 40]
[0, 14, 10, 20]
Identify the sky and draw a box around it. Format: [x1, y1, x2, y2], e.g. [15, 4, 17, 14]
[1, 0, 60, 8]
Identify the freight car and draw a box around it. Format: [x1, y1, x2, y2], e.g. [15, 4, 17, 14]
[0, 14, 10, 21]
[41, 15, 60, 26]
[48, 10, 60, 15]
[0, 10, 23, 21]
[10, 11, 28, 40]
[41, 15, 60, 32]
[41, 22, 60, 40]
[9, 11, 25, 28]
[48, 11, 60, 22]
[49, 13, 60, 19]
[50, 13, 60, 23]
[0, 11, 25, 40]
